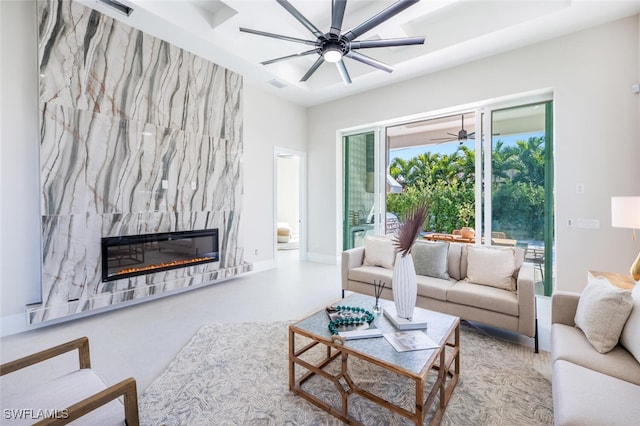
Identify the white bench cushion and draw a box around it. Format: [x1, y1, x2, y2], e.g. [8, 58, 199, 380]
[2, 369, 125, 425]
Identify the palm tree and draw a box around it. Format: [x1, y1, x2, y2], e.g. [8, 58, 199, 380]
[389, 157, 414, 188]
[408, 152, 441, 187]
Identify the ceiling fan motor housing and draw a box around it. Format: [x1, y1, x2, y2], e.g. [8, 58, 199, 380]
[318, 34, 349, 58]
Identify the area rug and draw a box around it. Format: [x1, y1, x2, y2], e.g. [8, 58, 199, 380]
[140, 321, 552, 425]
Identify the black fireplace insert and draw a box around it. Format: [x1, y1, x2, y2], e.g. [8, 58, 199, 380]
[101, 229, 219, 282]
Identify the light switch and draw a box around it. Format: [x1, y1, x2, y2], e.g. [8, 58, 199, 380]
[162, 179, 168, 189]
[575, 184, 584, 194]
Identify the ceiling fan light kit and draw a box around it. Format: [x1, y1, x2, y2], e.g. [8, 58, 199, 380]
[239, 0, 425, 84]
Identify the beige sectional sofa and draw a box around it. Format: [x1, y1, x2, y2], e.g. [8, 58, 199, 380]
[341, 237, 538, 351]
[551, 285, 640, 425]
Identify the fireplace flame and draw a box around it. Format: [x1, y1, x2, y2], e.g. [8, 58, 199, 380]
[114, 256, 214, 276]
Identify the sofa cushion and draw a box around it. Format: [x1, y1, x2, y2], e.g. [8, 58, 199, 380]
[465, 245, 516, 291]
[460, 245, 524, 284]
[416, 275, 454, 301]
[620, 283, 640, 363]
[447, 243, 463, 280]
[552, 359, 640, 426]
[411, 241, 449, 279]
[446, 281, 518, 316]
[551, 323, 640, 386]
[574, 276, 634, 353]
[362, 236, 396, 269]
[348, 265, 394, 286]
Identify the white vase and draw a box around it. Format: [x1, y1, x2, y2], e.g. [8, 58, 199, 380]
[392, 252, 417, 320]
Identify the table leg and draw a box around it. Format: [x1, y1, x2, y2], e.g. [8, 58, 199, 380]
[288, 327, 295, 391]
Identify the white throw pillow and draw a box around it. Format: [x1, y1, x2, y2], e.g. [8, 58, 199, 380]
[465, 245, 516, 291]
[574, 277, 634, 354]
[620, 283, 640, 363]
[363, 236, 396, 269]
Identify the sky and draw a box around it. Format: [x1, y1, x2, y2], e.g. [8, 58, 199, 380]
[389, 132, 544, 162]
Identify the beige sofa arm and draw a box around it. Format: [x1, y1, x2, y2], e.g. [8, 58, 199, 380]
[551, 291, 580, 326]
[516, 263, 536, 337]
[341, 246, 365, 291]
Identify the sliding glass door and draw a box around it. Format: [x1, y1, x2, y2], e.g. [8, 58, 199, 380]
[384, 100, 554, 295]
[485, 101, 554, 296]
[343, 131, 383, 250]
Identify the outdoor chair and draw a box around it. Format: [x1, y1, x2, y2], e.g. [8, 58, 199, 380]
[525, 246, 545, 280]
[0, 337, 139, 425]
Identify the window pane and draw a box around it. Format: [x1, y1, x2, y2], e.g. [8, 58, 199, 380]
[491, 104, 547, 291]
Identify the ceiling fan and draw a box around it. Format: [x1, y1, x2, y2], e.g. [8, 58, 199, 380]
[431, 115, 477, 144]
[239, 0, 425, 84]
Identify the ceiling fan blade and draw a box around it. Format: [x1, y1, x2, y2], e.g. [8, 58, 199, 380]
[350, 36, 425, 49]
[330, 0, 347, 36]
[336, 60, 352, 84]
[345, 51, 393, 73]
[260, 49, 318, 65]
[300, 56, 325, 82]
[343, 0, 420, 42]
[276, 0, 324, 39]
[239, 27, 317, 46]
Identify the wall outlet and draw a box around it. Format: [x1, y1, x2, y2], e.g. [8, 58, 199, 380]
[575, 183, 584, 194]
[567, 218, 574, 227]
[254, 249, 258, 255]
[191, 181, 197, 190]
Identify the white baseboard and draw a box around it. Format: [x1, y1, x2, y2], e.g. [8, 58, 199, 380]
[1, 312, 31, 337]
[249, 259, 278, 273]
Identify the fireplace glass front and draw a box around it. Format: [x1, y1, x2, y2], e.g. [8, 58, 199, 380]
[101, 229, 219, 282]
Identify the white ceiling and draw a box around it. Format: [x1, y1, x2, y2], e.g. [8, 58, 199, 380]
[85, 0, 640, 107]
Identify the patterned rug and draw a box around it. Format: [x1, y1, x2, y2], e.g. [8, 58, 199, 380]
[140, 321, 552, 425]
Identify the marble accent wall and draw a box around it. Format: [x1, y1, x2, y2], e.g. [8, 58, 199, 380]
[28, 0, 248, 324]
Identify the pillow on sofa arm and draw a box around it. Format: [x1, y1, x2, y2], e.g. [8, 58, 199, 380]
[411, 241, 450, 279]
[465, 245, 516, 291]
[363, 236, 396, 269]
[575, 276, 634, 354]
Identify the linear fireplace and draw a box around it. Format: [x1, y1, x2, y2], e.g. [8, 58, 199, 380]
[101, 229, 219, 282]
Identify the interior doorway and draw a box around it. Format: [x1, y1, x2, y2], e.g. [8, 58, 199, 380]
[274, 148, 306, 263]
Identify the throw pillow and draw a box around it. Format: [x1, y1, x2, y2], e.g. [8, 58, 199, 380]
[620, 283, 640, 363]
[363, 236, 396, 269]
[574, 277, 634, 354]
[411, 241, 450, 279]
[465, 245, 516, 291]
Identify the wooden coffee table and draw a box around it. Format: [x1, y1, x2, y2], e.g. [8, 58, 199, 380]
[289, 293, 460, 425]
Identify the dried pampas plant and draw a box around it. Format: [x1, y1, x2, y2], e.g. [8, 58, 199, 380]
[393, 203, 429, 257]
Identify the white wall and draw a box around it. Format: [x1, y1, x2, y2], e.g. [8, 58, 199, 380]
[306, 16, 640, 293]
[0, 1, 42, 334]
[243, 82, 307, 270]
[0, 1, 307, 336]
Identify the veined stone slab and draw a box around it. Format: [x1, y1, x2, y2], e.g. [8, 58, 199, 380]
[32, 0, 247, 325]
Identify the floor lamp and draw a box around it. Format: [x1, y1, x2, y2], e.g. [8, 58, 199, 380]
[611, 196, 640, 281]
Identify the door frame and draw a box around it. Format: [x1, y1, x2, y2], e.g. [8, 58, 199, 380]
[273, 147, 307, 261]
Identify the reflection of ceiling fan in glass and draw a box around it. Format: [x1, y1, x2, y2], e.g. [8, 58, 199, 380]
[239, 0, 425, 84]
[431, 115, 477, 144]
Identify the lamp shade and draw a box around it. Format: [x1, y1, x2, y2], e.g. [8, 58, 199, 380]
[611, 196, 640, 229]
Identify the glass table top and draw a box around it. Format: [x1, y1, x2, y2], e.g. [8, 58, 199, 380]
[292, 293, 459, 376]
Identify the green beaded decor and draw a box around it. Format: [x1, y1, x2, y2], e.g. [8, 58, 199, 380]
[327, 305, 375, 335]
